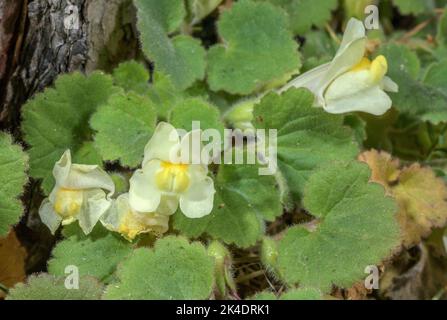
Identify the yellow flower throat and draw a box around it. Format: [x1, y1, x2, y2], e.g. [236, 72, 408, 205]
[155, 161, 190, 193]
[350, 55, 388, 84]
[54, 188, 83, 218]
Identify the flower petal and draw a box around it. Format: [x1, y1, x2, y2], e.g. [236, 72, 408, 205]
[324, 69, 372, 101]
[38, 199, 62, 234]
[77, 189, 111, 234]
[129, 160, 162, 212]
[102, 193, 169, 240]
[142, 122, 181, 165]
[179, 129, 206, 164]
[53, 150, 72, 186]
[382, 76, 399, 93]
[179, 165, 215, 218]
[279, 62, 331, 94]
[157, 195, 179, 216]
[324, 85, 392, 115]
[100, 198, 123, 232]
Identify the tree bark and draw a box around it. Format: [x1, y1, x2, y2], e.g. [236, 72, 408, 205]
[0, 0, 140, 132]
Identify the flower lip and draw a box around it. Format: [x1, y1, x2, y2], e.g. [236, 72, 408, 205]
[53, 188, 83, 218]
[155, 161, 191, 194]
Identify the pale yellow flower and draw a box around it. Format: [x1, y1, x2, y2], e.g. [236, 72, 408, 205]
[101, 193, 169, 241]
[281, 18, 398, 115]
[39, 150, 114, 234]
[129, 122, 215, 218]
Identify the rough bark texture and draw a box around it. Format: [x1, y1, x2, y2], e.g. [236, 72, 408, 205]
[0, 0, 140, 273]
[0, 0, 139, 132]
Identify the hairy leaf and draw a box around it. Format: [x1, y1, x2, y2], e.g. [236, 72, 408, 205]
[113, 61, 150, 95]
[22, 72, 118, 194]
[0, 133, 28, 236]
[277, 161, 400, 292]
[207, 0, 300, 95]
[103, 236, 214, 299]
[135, 0, 206, 89]
[174, 162, 281, 247]
[7, 274, 103, 300]
[257, 0, 338, 35]
[253, 88, 359, 201]
[90, 91, 157, 167]
[48, 224, 133, 282]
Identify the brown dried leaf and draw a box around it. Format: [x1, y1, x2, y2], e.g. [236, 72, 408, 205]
[0, 230, 27, 298]
[358, 150, 400, 194]
[359, 150, 447, 248]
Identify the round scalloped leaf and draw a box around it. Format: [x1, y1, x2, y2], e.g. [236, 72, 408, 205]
[6, 274, 103, 300]
[277, 161, 400, 292]
[135, 0, 206, 90]
[21, 72, 118, 194]
[90, 91, 157, 167]
[103, 236, 214, 300]
[169, 97, 225, 134]
[257, 0, 338, 35]
[48, 224, 133, 283]
[174, 161, 281, 247]
[0, 133, 28, 237]
[253, 88, 359, 201]
[207, 0, 300, 95]
[113, 61, 150, 95]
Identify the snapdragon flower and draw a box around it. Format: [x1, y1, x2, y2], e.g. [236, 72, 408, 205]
[129, 122, 215, 218]
[280, 18, 398, 115]
[39, 150, 114, 234]
[101, 193, 169, 241]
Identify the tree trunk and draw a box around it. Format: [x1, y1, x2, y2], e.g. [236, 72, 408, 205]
[0, 0, 140, 132]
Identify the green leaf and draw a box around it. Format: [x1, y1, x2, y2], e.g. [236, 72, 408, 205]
[0, 133, 28, 237]
[135, 0, 206, 90]
[277, 161, 400, 292]
[423, 60, 447, 96]
[103, 236, 214, 299]
[207, 0, 300, 95]
[174, 161, 281, 247]
[393, 0, 434, 15]
[113, 61, 150, 95]
[379, 43, 420, 79]
[169, 97, 225, 134]
[377, 44, 447, 124]
[48, 224, 133, 282]
[250, 287, 322, 300]
[280, 287, 322, 300]
[72, 141, 102, 166]
[253, 88, 359, 201]
[22, 72, 118, 194]
[300, 30, 336, 71]
[257, 0, 338, 35]
[90, 91, 157, 167]
[146, 72, 185, 120]
[6, 274, 103, 300]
